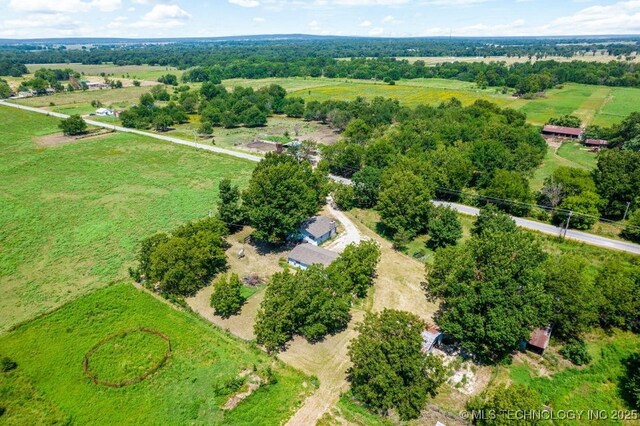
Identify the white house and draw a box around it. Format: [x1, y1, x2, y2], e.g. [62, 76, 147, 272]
[297, 216, 337, 246]
[95, 108, 114, 116]
[288, 244, 339, 270]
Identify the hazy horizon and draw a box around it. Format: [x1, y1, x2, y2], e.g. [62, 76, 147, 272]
[1, 0, 639, 40]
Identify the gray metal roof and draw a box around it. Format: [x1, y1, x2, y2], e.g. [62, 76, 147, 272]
[288, 244, 339, 267]
[300, 216, 336, 239]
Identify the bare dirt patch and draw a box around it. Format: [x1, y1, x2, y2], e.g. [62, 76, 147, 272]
[186, 227, 286, 340]
[35, 130, 113, 147]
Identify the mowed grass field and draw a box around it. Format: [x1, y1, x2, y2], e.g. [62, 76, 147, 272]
[0, 283, 312, 424]
[26, 63, 182, 82]
[0, 105, 254, 331]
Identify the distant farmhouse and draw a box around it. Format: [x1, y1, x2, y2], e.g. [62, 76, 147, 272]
[541, 125, 583, 139]
[296, 216, 337, 246]
[288, 243, 338, 270]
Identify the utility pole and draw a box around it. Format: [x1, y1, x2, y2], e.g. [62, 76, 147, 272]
[563, 211, 573, 238]
[623, 201, 632, 221]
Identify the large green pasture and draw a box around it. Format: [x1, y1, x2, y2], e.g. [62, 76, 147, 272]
[0, 283, 311, 424]
[225, 77, 639, 127]
[0, 106, 254, 331]
[26, 63, 182, 82]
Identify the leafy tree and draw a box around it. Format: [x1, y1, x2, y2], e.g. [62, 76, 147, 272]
[198, 121, 213, 136]
[129, 232, 169, 282]
[211, 273, 245, 318]
[426, 229, 551, 363]
[468, 384, 545, 426]
[132, 80, 141, 87]
[610, 112, 640, 148]
[347, 309, 447, 420]
[158, 74, 178, 86]
[58, 115, 87, 136]
[343, 118, 373, 145]
[152, 113, 173, 132]
[547, 114, 582, 128]
[544, 255, 600, 338]
[331, 183, 356, 210]
[351, 166, 382, 208]
[150, 85, 170, 101]
[283, 99, 304, 117]
[622, 353, 640, 409]
[594, 149, 640, 218]
[621, 209, 640, 243]
[377, 168, 433, 238]
[482, 169, 532, 216]
[217, 178, 245, 231]
[559, 339, 592, 366]
[428, 206, 462, 249]
[596, 261, 640, 332]
[471, 205, 517, 237]
[0, 79, 11, 99]
[139, 93, 155, 107]
[243, 153, 324, 243]
[328, 240, 381, 298]
[148, 230, 227, 296]
[554, 190, 602, 230]
[242, 105, 267, 127]
[255, 266, 351, 351]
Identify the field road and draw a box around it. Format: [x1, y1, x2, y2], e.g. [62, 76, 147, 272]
[3, 99, 639, 256]
[0, 100, 262, 163]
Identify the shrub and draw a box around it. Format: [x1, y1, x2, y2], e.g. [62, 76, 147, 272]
[559, 339, 592, 366]
[1, 356, 17, 372]
[58, 115, 87, 136]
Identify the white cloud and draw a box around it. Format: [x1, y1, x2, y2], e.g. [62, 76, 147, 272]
[332, 0, 408, 5]
[359, 20, 372, 27]
[229, 0, 261, 7]
[382, 15, 401, 24]
[546, 0, 640, 34]
[308, 19, 321, 30]
[0, 13, 85, 37]
[118, 4, 193, 28]
[369, 27, 384, 35]
[8, 0, 121, 13]
[253, 16, 266, 22]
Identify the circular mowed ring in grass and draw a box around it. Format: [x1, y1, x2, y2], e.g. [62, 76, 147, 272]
[83, 328, 171, 388]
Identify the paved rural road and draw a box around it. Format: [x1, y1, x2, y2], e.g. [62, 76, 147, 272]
[433, 201, 640, 255]
[4, 100, 640, 255]
[0, 100, 262, 162]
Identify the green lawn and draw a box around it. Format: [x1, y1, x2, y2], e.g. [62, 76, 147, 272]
[0, 284, 312, 425]
[0, 105, 255, 331]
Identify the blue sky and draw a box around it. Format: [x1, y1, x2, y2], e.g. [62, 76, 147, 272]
[0, 0, 639, 38]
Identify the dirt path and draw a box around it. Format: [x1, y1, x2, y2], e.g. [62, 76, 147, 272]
[324, 198, 363, 253]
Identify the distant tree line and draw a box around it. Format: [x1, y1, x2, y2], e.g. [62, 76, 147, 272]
[2, 37, 638, 69]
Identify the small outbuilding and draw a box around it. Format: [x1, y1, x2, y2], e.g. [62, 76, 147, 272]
[288, 243, 339, 270]
[297, 216, 337, 246]
[525, 326, 552, 355]
[421, 324, 443, 353]
[542, 125, 583, 139]
[584, 138, 609, 148]
[95, 108, 114, 116]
